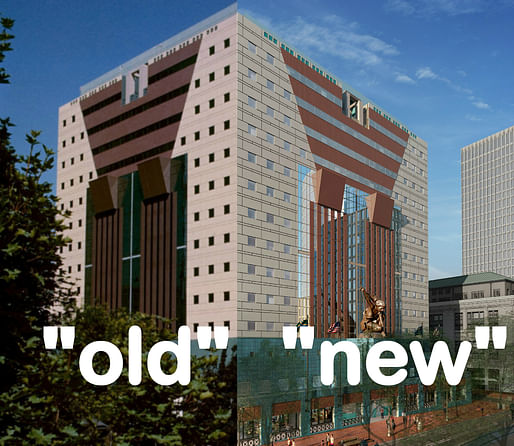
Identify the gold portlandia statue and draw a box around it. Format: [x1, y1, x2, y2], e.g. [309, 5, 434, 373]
[359, 287, 386, 337]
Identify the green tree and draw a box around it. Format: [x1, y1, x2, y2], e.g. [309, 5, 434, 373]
[0, 14, 73, 391]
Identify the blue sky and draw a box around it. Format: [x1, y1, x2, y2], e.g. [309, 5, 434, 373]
[2, 0, 514, 280]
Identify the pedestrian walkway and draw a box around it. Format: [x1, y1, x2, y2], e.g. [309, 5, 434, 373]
[272, 400, 509, 446]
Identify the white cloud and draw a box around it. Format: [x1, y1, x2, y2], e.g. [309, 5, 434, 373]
[386, 0, 489, 16]
[416, 67, 438, 80]
[473, 101, 490, 109]
[465, 114, 483, 121]
[242, 11, 399, 67]
[395, 73, 415, 84]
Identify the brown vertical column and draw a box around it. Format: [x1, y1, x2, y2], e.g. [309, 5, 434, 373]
[390, 231, 395, 335]
[379, 226, 387, 299]
[116, 211, 123, 308]
[323, 206, 329, 336]
[171, 193, 178, 332]
[317, 204, 322, 337]
[375, 225, 380, 297]
[364, 221, 375, 294]
[308, 203, 314, 325]
[343, 214, 348, 338]
[164, 196, 171, 322]
[332, 210, 337, 331]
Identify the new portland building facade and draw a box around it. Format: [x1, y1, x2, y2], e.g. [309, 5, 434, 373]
[57, 4, 429, 339]
[56, 4, 434, 443]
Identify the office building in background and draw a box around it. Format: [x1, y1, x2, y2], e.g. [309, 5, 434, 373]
[461, 125, 514, 277]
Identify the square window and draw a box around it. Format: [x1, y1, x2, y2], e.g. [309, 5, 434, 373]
[248, 41, 256, 53]
[284, 192, 291, 203]
[284, 90, 291, 100]
[248, 208, 256, 219]
[79, 197, 83, 205]
[195, 79, 200, 88]
[266, 133, 274, 144]
[78, 219, 82, 227]
[224, 120, 230, 130]
[266, 240, 274, 250]
[266, 53, 274, 64]
[209, 72, 215, 82]
[284, 296, 290, 305]
[209, 126, 215, 135]
[284, 115, 291, 126]
[194, 212, 200, 221]
[80, 153, 84, 161]
[284, 218, 291, 227]
[208, 264, 214, 274]
[62, 140, 66, 148]
[266, 213, 274, 223]
[194, 239, 199, 249]
[248, 321, 255, 331]
[266, 159, 274, 170]
[248, 96, 256, 108]
[195, 131, 200, 141]
[248, 180, 256, 191]
[224, 233, 230, 243]
[192, 295, 200, 305]
[194, 267, 199, 276]
[266, 106, 274, 117]
[224, 291, 230, 301]
[208, 208, 214, 218]
[62, 119, 66, 127]
[181, 136, 186, 146]
[70, 157, 74, 165]
[248, 152, 256, 163]
[224, 176, 230, 186]
[224, 92, 230, 102]
[209, 180, 215, 190]
[248, 264, 256, 275]
[266, 267, 273, 277]
[194, 105, 200, 114]
[284, 167, 290, 177]
[209, 153, 215, 162]
[61, 182, 65, 190]
[224, 320, 230, 329]
[193, 323, 198, 333]
[208, 236, 214, 246]
[209, 45, 215, 55]
[194, 184, 200, 194]
[284, 271, 291, 280]
[224, 147, 230, 157]
[224, 204, 230, 214]
[80, 132, 84, 140]
[266, 294, 274, 304]
[248, 236, 256, 246]
[209, 98, 215, 108]
[266, 79, 274, 91]
[284, 244, 291, 254]
[208, 293, 214, 303]
[224, 262, 230, 272]
[248, 68, 256, 80]
[283, 141, 291, 151]
[266, 322, 274, 331]
[224, 38, 230, 48]
[224, 65, 230, 75]
[194, 157, 200, 167]
[266, 186, 274, 197]
[248, 293, 255, 303]
[71, 136, 75, 144]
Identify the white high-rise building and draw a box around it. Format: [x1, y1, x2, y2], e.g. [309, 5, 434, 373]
[461, 125, 514, 277]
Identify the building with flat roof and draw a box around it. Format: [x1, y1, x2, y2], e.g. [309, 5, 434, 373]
[429, 272, 514, 393]
[461, 125, 514, 277]
[57, 3, 428, 339]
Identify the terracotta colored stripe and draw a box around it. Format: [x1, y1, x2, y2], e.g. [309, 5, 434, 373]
[171, 193, 178, 330]
[309, 201, 315, 331]
[331, 209, 336, 333]
[323, 206, 329, 336]
[281, 49, 342, 97]
[288, 76, 407, 158]
[297, 104, 404, 171]
[390, 231, 395, 334]
[369, 108, 409, 142]
[308, 137, 396, 191]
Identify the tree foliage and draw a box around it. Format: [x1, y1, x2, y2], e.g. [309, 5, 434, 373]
[0, 306, 236, 445]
